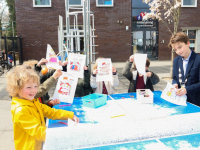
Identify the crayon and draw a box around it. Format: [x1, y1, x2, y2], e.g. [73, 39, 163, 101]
[111, 114, 125, 118]
[59, 104, 71, 107]
[59, 121, 68, 125]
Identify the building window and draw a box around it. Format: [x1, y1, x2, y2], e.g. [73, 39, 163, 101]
[69, 0, 82, 6]
[181, 0, 197, 7]
[183, 30, 197, 52]
[33, 0, 51, 7]
[96, 0, 114, 7]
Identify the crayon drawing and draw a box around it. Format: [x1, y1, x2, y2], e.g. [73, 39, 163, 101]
[58, 78, 73, 96]
[161, 82, 187, 106]
[46, 44, 62, 70]
[70, 61, 80, 71]
[67, 53, 86, 78]
[53, 72, 78, 103]
[96, 58, 112, 82]
[49, 53, 57, 63]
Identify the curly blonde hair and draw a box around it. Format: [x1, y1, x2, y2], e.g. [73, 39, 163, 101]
[23, 60, 39, 68]
[6, 65, 40, 97]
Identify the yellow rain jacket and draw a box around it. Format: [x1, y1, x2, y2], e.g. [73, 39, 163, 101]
[11, 97, 74, 150]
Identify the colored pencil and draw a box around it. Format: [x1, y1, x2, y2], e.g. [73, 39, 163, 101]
[59, 121, 68, 125]
[111, 114, 125, 118]
[59, 104, 71, 107]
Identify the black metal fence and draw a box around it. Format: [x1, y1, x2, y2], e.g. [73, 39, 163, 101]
[0, 35, 23, 67]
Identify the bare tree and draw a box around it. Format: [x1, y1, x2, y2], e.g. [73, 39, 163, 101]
[143, 0, 182, 77]
[0, 0, 9, 36]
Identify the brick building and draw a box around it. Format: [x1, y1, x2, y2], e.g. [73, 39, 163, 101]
[15, 0, 200, 62]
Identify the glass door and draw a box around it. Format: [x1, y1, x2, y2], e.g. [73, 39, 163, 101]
[132, 30, 157, 60]
[145, 31, 157, 59]
[132, 31, 144, 54]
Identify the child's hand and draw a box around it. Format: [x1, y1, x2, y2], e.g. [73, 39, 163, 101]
[58, 61, 63, 66]
[129, 55, 134, 62]
[146, 72, 152, 77]
[37, 58, 48, 67]
[49, 99, 60, 106]
[173, 84, 178, 89]
[53, 69, 62, 79]
[72, 115, 79, 124]
[176, 87, 187, 96]
[62, 61, 68, 66]
[93, 69, 98, 75]
[112, 67, 117, 73]
[84, 66, 88, 70]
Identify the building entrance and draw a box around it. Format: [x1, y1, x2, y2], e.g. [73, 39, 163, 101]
[131, 0, 158, 60]
[132, 29, 158, 60]
[132, 20, 158, 60]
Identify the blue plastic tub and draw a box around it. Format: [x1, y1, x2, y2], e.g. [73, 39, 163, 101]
[82, 93, 107, 108]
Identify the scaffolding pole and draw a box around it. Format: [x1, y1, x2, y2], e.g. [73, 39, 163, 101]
[58, 0, 97, 70]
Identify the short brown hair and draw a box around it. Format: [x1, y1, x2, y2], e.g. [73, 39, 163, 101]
[168, 32, 189, 49]
[6, 65, 40, 97]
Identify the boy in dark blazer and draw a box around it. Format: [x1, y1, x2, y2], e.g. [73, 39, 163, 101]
[168, 32, 200, 106]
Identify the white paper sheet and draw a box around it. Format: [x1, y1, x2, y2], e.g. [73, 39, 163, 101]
[96, 58, 112, 82]
[45, 44, 62, 70]
[134, 54, 147, 75]
[161, 82, 187, 106]
[52, 72, 78, 103]
[67, 53, 86, 79]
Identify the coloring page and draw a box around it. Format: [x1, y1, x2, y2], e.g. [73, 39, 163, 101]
[67, 53, 86, 79]
[96, 58, 112, 82]
[46, 44, 62, 70]
[134, 54, 147, 75]
[53, 72, 78, 103]
[161, 82, 187, 106]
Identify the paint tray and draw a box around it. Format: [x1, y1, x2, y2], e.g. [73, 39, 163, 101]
[82, 93, 107, 108]
[136, 89, 154, 104]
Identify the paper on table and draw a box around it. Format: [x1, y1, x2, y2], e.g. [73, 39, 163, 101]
[68, 118, 94, 128]
[161, 82, 187, 106]
[68, 118, 77, 127]
[134, 54, 147, 75]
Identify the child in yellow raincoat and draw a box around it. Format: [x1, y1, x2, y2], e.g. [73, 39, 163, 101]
[6, 65, 79, 150]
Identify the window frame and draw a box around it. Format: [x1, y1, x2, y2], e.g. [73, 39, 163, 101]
[69, 0, 83, 7]
[96, 0, 114, 7]
[183, 29, 197, 52]
[33, 0, 52, 7]
[181, 0, 197, 7]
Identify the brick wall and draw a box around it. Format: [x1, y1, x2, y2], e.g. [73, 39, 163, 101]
[15, 0, 66, 61]
[15, 0, 200, 62]
[158, 0, 200, 60]
[15, 0, 131, 62]
[90, 0, 132, 62]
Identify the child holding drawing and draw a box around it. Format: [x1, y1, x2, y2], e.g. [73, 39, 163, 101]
[75, 66, 93, 97]
[122, 55, 159, 92]
[7, 65, 79, 150]
[23, 59, 67, 107]
[90, 58, 119, 94]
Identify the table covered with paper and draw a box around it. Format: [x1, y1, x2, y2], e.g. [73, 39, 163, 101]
[43, 91, 200, 150]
